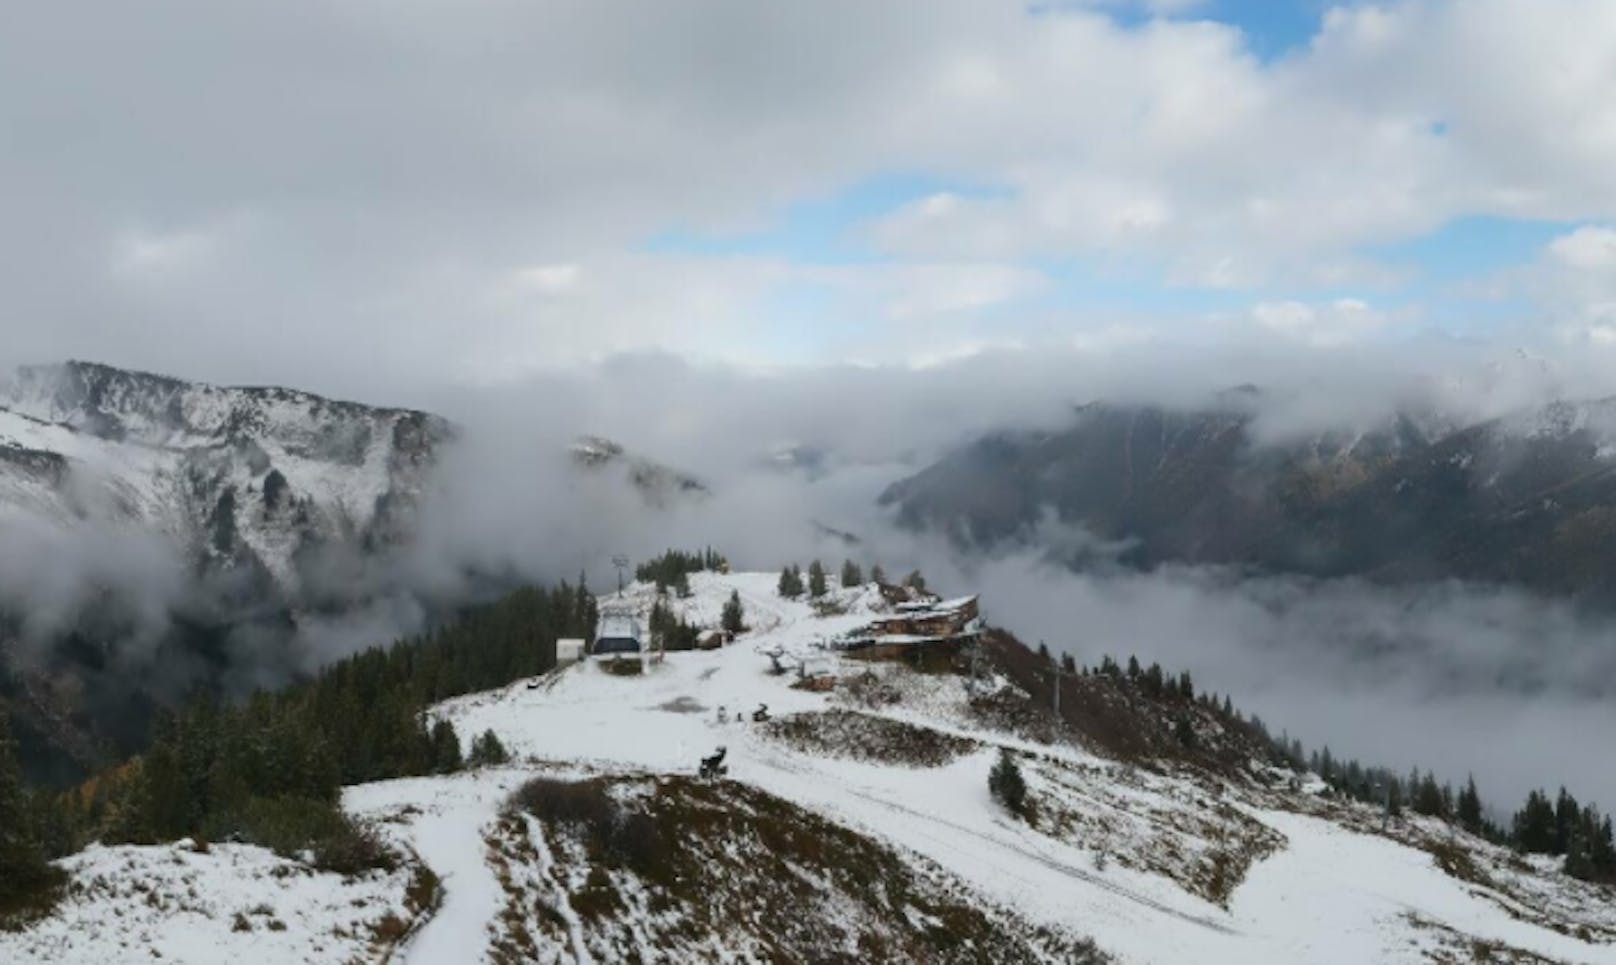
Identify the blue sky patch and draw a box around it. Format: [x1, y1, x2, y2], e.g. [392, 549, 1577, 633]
[642, 173, 1006, 265]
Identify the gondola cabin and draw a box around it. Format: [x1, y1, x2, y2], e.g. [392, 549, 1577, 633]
[592, 611, 643, 656]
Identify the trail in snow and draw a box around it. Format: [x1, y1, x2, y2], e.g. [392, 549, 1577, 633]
[345, 770, 528, 965]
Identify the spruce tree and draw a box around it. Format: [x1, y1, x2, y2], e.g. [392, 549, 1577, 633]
[807, 560, 828, 598]
[1414, 772, 1446, 817]
[0, 714, 60, 916]
[903, 570, 927, 594]
[840, 559, 863, 587]
[721, 590, 745, 635]
[1457, 776, 1484, 832]
[870, 564, 887, 585]
[988, 748, 1027, 817]
[468, 729, 510, 767]
[430, 720, 463, 774]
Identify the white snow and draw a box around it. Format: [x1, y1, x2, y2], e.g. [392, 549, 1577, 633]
[0, 840, 414, 965]
[8, 571, 1613, 964]
[418, 573, 1616, 964]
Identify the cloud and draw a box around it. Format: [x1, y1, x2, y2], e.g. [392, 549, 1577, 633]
[4, 1, 1616, 390]
[1247, 297, 1394, 347]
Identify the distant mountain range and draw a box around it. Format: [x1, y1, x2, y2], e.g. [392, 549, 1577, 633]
[0, 360, 449, 594]
[0, 361, 719, 783]
[882, 393, 1616, 603]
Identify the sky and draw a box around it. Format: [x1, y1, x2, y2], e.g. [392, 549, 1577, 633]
[4, 0, 1616, 405]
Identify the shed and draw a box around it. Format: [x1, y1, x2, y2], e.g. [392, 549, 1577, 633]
[696, 629, 731, 650]
[556, 638, 585, 664]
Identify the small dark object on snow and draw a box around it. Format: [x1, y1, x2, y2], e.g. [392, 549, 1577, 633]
[526, 679, 542, 690]
[752, 703, 770, 723]
[699, 745, 729, 780]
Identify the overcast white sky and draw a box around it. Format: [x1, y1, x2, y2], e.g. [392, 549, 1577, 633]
[4, 0, 1616, 406]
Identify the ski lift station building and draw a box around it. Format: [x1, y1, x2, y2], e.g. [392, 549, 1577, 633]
[592, 610, 643, 656]
[556, 638, 586, 664]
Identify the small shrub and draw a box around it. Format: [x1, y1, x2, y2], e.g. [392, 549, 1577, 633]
[373, 913, 409, 944]
[506, 778, 666, 877]
[405, 864, 441, 915]
[212, 795, 395, 875]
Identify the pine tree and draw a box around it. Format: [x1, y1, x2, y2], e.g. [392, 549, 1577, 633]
[870, 564, 887, 585]
[807, 560, 828, 598]
[0, 713, 61, 916]
[721, 590, 745, 635]
[988, 748, 1027, 817]
[672, 568, 692, 599]
[777, 565, 803, 599]
[468, 729, 510, 767]
[1514, 789, 1557, 852]
[1413, 772, 1446, 817]
[1173, 717, 1197, 749]
[903, 570, 927, 594]
[1554, 787, 1580, 856]
[430, 720, 463, 774]
[1460, 775, 1480, 827]
[840, 559, 863, 587]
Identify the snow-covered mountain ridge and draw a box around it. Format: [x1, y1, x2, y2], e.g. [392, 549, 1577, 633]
[0, 360, 448, 591]
[6, 571, 1610, 963]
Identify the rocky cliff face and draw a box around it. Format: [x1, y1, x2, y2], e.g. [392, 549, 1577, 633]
[0, 361, 454, 781]
[882, 394, 1616, 602]
[0, 360, 450, 597]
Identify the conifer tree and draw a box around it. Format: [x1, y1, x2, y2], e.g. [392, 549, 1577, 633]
[1414, 772, 1446, 817]
[778, 565, 801, 599]
[721, 590, 745, 635]
[468, 729, 510, 767]
[1457, 776, 1484, 833]
[0, 714, 60, 915]
[807, 560, 828, 598]
[903, 570, 927, 594]
[988, 748, 1027, 817]
[870, 564, 887, 585]
[840, 559, 863, 587]
[430, 720, 463, 774]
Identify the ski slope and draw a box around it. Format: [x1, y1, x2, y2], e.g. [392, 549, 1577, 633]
[409, 572, 1616, 964]
[6, 571, 1612, 963]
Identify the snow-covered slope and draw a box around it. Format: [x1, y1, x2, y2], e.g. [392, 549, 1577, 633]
[0, 839, 424, 964]
[7, 572, 1613, 963]
[0, 360, 448, 591]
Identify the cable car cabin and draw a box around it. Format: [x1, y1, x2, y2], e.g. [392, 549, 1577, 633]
[592, 612, 644, 656]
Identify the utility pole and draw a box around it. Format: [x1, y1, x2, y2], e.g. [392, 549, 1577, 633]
[611, 554, 629, 594]
[1047, 641, 1074, 719]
